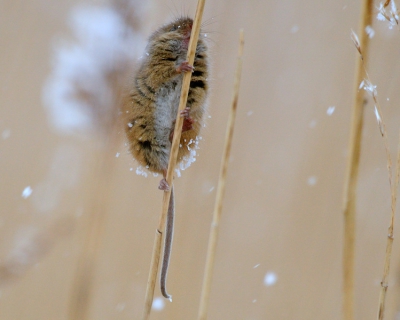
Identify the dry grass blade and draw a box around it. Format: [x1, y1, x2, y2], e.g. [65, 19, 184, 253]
[353, 35, 399, 320]
[66, 1, 140, 316]
[197, 29, 244, 320]
[141, 1, 206, 319]
[352, 7, 399, 317]
[69, 128, 119, 320]
[342, 1, 373, 319]
[377, 127, 400, 319]
[69, 75, 125, 320]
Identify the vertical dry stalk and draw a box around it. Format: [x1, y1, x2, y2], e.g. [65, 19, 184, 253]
[374, 90, 400, 319]
[141, 1, 206, 319]
[342, 1, 373, 319]
[363, 69, 400, 320]
[373, 7, 400, 316]
[69, 69, 128, 320]
[67, 67, 127, 319]
[377, 130, 400, 320]
[69, 0, 144, 320]
[68, 125, 120, 320]
[353, 5, 400, 316]
[197, 29, 244, 320]
[352, 2, 400, 317]
[363, 75, 396, 320]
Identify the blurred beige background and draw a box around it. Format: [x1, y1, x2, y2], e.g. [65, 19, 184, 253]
[1, 0, 400, 319]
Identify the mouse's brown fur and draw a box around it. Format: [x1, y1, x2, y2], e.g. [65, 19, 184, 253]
[124, 17, 209, 300]
[125, 16, 208, 174]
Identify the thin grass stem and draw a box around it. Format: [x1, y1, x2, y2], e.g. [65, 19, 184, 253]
[68, 123, 120, 320]
[141, 1, 206, 318]
[342, 1, 373, 319]
[376, 126, 400, 320]
[197, 29, 244, 320]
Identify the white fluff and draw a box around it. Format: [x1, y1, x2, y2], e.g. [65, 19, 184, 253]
[43, 4, 143, 135]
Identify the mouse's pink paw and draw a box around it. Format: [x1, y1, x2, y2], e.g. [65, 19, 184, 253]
[179, 107, 190, 118]
[158, 178, 170, 191]
[180, 107, 194, 132]
[176, 61, 194, 74]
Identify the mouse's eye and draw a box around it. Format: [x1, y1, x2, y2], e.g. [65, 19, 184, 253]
[169, 25, 177, 32]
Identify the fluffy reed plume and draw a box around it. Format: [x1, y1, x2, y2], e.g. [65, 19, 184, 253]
[43, 0, 145, 137]
[352, 25, 400, 319]
[42, 2, 146, 319]
[342, 1, 373, 319]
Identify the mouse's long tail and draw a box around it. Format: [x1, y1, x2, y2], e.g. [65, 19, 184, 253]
[160, 185, 174, 301]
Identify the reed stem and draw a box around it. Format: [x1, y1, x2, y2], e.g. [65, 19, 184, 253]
[342, 1, 373, 319]
[376, 98, 400, 320]
[141, 1, 206, 318]
[68, 127, 119, 320]
[197, 29, 244, 320]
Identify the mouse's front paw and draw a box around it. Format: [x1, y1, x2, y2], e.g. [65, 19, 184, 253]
[176, 61, 194, 74]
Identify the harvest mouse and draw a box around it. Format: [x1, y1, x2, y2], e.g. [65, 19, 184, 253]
[125, 16, 209, 300]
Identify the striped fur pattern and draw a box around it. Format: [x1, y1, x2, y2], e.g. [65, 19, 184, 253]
[125, 17, 209, 174]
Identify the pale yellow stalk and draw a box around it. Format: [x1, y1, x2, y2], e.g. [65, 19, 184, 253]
[197, 29, 244, 320]
[141, 1, 206, 319]
[342, 1, 373, 319]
